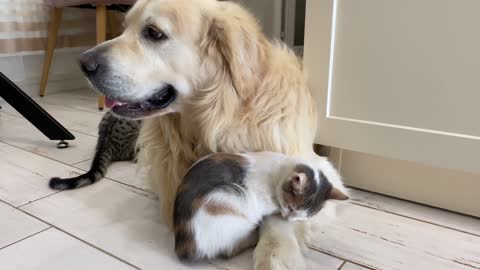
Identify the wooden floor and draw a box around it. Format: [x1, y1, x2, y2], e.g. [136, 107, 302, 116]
[0, 89, 479, 270]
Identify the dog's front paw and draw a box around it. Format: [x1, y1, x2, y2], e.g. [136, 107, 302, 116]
[254, 216, 306, 270]
[253, 244, 306, 270]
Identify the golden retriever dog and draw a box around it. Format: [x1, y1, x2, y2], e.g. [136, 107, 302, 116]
[79, 0, 345, 268]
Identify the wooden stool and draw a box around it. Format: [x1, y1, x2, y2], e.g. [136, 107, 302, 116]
[40, 0, 135, 110]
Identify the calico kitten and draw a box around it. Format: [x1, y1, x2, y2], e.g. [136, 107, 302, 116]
[173, 152, 348, 262]
[49, 111, 141, 190]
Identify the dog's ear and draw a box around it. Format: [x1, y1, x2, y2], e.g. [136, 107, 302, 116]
[203, 4, 267, 99]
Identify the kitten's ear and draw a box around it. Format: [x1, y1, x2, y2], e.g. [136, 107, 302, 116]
[290, 173, 308, 194]
[328, 187, 349, 201]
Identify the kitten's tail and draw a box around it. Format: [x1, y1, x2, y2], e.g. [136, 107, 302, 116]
[49, 148, 112, 190]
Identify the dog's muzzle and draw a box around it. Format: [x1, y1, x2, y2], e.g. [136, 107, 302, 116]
[79, 50, 177, 119]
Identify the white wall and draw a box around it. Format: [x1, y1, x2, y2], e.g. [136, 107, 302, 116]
[233, 0, 283, 40]
[0, 48, 89, 96]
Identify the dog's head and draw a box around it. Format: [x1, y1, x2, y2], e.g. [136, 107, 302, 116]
[79, 0, 267, 119]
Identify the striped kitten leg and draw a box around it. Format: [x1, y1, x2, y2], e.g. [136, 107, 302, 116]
[48, 111, 141, 191]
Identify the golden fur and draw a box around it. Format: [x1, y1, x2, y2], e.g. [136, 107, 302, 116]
[91, 0, 343, 268]
[134, 0, 318, 224]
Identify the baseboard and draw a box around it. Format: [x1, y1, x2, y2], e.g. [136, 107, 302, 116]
[0, 47, 89, 96]
[330, 148, 480, 217]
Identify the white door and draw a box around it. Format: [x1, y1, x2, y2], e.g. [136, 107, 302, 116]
[304, 0, 480, 214]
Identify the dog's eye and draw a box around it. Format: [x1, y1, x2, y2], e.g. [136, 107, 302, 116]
[143, 25, 167, 41]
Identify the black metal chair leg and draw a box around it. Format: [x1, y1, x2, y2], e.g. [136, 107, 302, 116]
[0, 72, 75, 147]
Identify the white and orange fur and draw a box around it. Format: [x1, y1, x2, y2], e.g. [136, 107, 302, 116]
[173, 152, 348, 263]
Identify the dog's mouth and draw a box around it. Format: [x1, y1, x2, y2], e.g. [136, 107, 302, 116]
[105, 85, 177, 119]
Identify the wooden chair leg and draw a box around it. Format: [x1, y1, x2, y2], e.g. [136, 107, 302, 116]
[39, 8, 63, 97]
[107, 11, 115, 39]
[96, 4, 107, 110]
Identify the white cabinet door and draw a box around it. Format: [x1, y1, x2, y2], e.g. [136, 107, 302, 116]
[304, 0, 480, 175]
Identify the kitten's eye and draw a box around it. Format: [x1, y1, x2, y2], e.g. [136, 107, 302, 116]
[143, 25, 167, 41]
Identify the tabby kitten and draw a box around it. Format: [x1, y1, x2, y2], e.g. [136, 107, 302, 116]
[49, 111, 141, 190]
[173, 152, 348, 262]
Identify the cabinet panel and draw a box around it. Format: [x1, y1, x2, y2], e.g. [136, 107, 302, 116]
[304, 0, 480, 174]
[330, 0, 480, 137]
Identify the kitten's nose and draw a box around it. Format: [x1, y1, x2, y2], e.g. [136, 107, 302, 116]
[79, 50, 100, 76]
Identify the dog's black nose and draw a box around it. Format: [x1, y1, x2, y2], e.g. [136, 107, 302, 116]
[79, 51, 100, 76]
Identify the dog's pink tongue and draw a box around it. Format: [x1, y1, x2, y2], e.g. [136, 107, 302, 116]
[105, 97, 117, 109]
